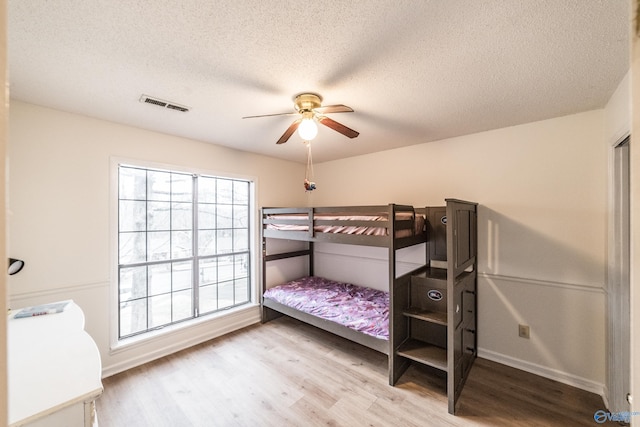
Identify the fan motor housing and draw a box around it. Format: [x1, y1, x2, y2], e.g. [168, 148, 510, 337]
[294, 93, 322, 112]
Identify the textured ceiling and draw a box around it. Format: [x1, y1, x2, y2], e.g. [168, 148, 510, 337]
[8, 0, 630, 163]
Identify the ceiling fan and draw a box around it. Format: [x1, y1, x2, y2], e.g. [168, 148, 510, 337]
[242, 93, 359, 144]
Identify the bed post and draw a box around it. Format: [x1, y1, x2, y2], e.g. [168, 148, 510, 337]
[261, 207, 282, 323]
[260, 208, 268, 322]
[387, 204, 396, 384]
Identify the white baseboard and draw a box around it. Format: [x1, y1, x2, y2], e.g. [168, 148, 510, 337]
[478, 347, 605, 398]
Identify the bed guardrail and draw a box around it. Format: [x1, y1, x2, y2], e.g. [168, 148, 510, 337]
[261, 204, 424, 247]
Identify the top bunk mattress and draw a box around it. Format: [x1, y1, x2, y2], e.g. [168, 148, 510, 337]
[263, 276, 389, 340]
[264, 210, 425, 237]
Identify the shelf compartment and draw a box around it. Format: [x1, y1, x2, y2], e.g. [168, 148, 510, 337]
[397, 339, 447, 371]
[411, 267, 476, 286]
[403, 307, 447, 325]
[412, 267, 447, 283]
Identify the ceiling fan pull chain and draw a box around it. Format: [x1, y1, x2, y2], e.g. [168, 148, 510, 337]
[304, 141, 316, 192]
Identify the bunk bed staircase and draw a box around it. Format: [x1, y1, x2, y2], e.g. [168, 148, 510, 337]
[392, 199, 478, 414]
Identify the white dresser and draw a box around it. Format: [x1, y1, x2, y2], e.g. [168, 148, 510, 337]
[8, 301, 103, 426]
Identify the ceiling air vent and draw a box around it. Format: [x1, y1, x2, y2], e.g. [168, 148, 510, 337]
[139, 94, 190, 113]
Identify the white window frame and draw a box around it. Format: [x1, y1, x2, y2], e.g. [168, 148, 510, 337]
[109, 157, 259, 350]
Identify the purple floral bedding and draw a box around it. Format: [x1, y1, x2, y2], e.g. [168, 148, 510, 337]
[263, 276, 389, 340]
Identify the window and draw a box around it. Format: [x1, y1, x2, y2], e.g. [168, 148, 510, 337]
[118, 164, 252, 339]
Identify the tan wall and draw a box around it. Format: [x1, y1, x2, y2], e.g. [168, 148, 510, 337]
[7, 101, 305, 375]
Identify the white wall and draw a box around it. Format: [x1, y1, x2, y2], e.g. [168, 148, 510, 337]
[630, 2, 640, 420]
[1, 0, 8, 422]
[7, 101, 305, 376]
[309, 110, 609, 394]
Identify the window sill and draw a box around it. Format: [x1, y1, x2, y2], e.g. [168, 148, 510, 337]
[110, 303, 260, 355]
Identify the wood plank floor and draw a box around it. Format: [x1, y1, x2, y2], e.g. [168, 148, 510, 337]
[98, 317, 610, 426]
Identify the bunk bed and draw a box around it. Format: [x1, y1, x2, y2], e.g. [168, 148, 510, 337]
[260, 200, 478, 414]
[261, 204, 428, 366]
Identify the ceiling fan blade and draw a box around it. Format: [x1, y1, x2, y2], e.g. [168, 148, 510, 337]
[242, 112, 297, 119]
[317, 116, 359, 139]
[313, 104, 354, 114]
[276, 119, 302, 144]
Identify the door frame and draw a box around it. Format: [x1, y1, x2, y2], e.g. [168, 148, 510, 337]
[607, 135, 630, 412]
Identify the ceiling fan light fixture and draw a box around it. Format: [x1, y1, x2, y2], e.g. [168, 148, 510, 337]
[243, 92, 357, 144]
[297, 117, 318, 141]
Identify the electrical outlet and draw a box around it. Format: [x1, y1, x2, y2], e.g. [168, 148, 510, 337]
[518, 324, 530, 339]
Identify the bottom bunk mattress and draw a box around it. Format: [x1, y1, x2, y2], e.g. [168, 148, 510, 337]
[263, 276, 389, 340]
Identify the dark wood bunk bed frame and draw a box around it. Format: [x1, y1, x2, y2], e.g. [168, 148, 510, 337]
[260, 204, 425, 356]
[260, 200, 478, 414]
